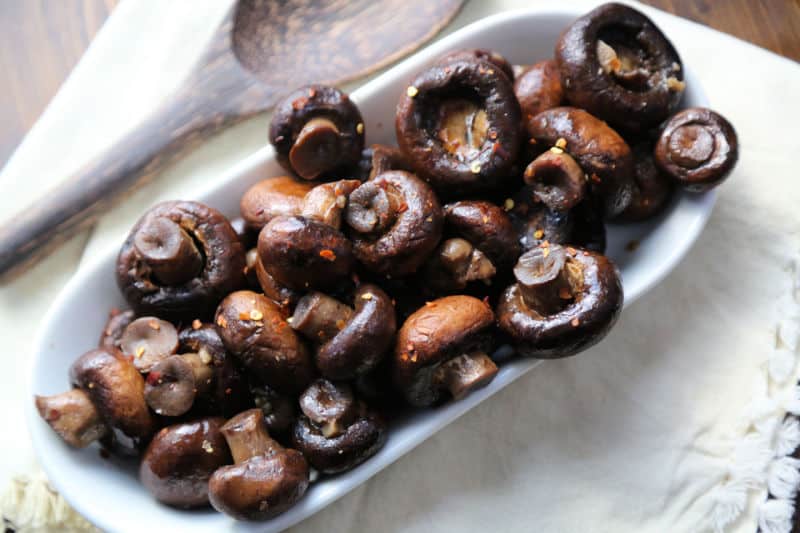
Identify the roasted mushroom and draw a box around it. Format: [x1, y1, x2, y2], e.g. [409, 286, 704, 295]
[514, 60, 564, 125]
[393, 296, 498, 407]
[290, 284, 396, 380]
[240, 176, 315, 230]
[438, 48, 515, 81]
[253, 253, 301, 309]
[209, 409, 310, 521]
[69, 348, 156, 439]
[35, 389, 108, 448]
[497, 244, 623, 358]
[98, 308, 135, 351]
[258, 215, 354, 291]
[144, 353, 214, 417]
[269, 85, 365, 181]
[556, 3, 684, 132]
[119, 316, 178, 373]
[615, 142, 674, 221]
[523, 148, 587, 212]
[215, 291, 314, 395]
[116, 201, 246, 322]
[654, 107, 738, 192]
[291, 379, 387, 474]
[300, 179, 361, 229]
[526, 107, 634, 217]
[140, 418, 231, 508]
[345, 170, 443, 277]
[361, 144, 412, 181]
[396, 59, 521, 195]
[252, 385, 297, 437]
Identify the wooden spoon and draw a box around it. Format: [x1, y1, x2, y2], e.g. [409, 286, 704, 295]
[0, 0, 463, 282]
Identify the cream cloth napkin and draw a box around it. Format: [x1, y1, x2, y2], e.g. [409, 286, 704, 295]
[1, 0, 799, 531]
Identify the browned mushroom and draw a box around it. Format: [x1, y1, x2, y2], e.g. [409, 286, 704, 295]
[209, 409, 310, 521]
[497, 244, 623, 358]
[300, 179, 361, 229]
[396, 59, 521, 195]
[523, 149, 587, 212]
[140, 418, 231, 508]
[290, 284, 396, 380]
[361, 144, 413, 181]
[444, 200, 520, 271]
[654, 107, 738, 192]
[438, 48, 515, 81]
[258, 215, 354, 290]
[144, 353, 214, 417]
[291, 379, 387, 473]
[615, 142, 674, 221]
[393, 296, 498, 406]
[269, 85, 365, 181]
[515, 60, 564, 125]
[556, 3, 684, 132]
[526, 107, 634, 218]
[35, 389, 108, 448]
[345, 170, 443, 277]
[119, 317, 178, 373]
[253, 253, 301, 309]
[116, 201, 246, 322]
[215, 291, 314, 395]
[251, 385, 297, 437]
[69, 348, 156, 439]
[98, 308, 135, 351]
[240, 176, 315, 230]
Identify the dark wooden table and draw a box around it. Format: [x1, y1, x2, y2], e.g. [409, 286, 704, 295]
[0, 0, 798, 168]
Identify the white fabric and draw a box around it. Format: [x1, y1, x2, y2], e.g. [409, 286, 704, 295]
[1, 0, 798, 531]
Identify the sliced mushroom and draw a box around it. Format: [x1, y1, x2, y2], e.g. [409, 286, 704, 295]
[240, 176, 315, 230]
[116, 201, 246, 322]
[654, 107, 738, 192]
[98, 308, 135, 351]
[119, 317, 178, 373]
[345, 170, 443, 277]
[209, 409, 310, 521]
[497, 244, 623, 358]
[270, 85, 365, 181]
[300, 179, 361, 229]
[140, 418, 231, 508]
[291, 379, 387, 474]
[290, 284, 396, 380]
[35, 389, 108, 448]
[144, 353, 214, 417]
[393, 295, 498, 407]
[215, 291, 314, 395]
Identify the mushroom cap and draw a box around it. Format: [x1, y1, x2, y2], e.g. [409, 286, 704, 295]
[143, 355, 199, 417]
[208, 448, 309, 521]
[514, 59, 564, 124]
[116, 201, 246, 322]
[444, 200, 520, 269]
[98, 308, 135, 351]
[215, 291, 314, 395]
[69, 348, 155, 439]
[119, 317, 179, 373]
[438, 48, 515, 81]
[393, 295, 494, 406]
[497, 246, 623, 358]
[615, 141, 674, 222]
[258, 215, 354, 291]
[555, 2, 684, 132]
[316, 284, 397, 380]
[240, 177, 314, 230]
[525, 107, 634, 218]
[140, 418, 231, 509]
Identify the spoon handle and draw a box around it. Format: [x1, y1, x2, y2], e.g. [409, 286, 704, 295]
[0, 82, 261, 283]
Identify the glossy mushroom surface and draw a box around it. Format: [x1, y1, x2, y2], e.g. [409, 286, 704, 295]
[497, 244, 623, 358]
[290, 283, 396, 380]
[514, 60, 563, 125]
[615, 142, 674, 221]
[556, 3, 684, 132]
[291, 379, 387, 474]
[523, 149, 587, 212]
[144, 353, 214, 417]
[119, 317, 178, 373]
[140, 418, 231, 508]
[396, 59, 521, 195]
[345, 170, 443, 277]
[208, 409, 309, 521]
[526, 107, 634, 218]
[393, 295, 498, 407]
[116, 201, 246, 322]
[654, 107, 738, 192]
[269, 85, 365, 181]
[240, 177, 314, 230]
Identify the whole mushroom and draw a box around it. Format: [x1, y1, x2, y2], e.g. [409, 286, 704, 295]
[116, 201, 246, 322]
[240, 176, 314, 230]
[269, 85, 365, 181]
[393, 295, 498, 407]
[556, 2, 684, 132]
[140, 418, 231, 508]
[497, 244, 623, 358]
[35, 389, 108, 448]
[345, 170, 443, 277]
[291, 379, 387, 474]
[290, 283, 396, 380]
[209, 409, 310, 521]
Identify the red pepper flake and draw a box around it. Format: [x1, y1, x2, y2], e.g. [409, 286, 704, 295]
[46, 408, 61, 422]
[528, 138, 538, 145]
[146, 371, 162, 385]
[571, 318, 580, 327]
[217, 316, 228, 328]
[319, 249, 337, 261]
[590, 173, 602, 183]
[397, 202, 408, 213]
[292, 96, 309, 110]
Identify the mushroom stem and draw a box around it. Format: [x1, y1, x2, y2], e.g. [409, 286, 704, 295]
[289, 117, 342, 180]
[301, 180, 360, 229]
[132, 216, 204, 286]
[514, 245, 574, 315]
[35, 389, 108, 448]
[344, 181, 404, 234]
[290, 292, 354, 344]
[438, 238, 496, 285]
[523, 150, 587, 211]
[221, 409, 282, 464]
[437, 99, 489, 159]
[144, 353, 213, 417]
[434, 351, 498, 400]
[299, 380, 358, 438]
